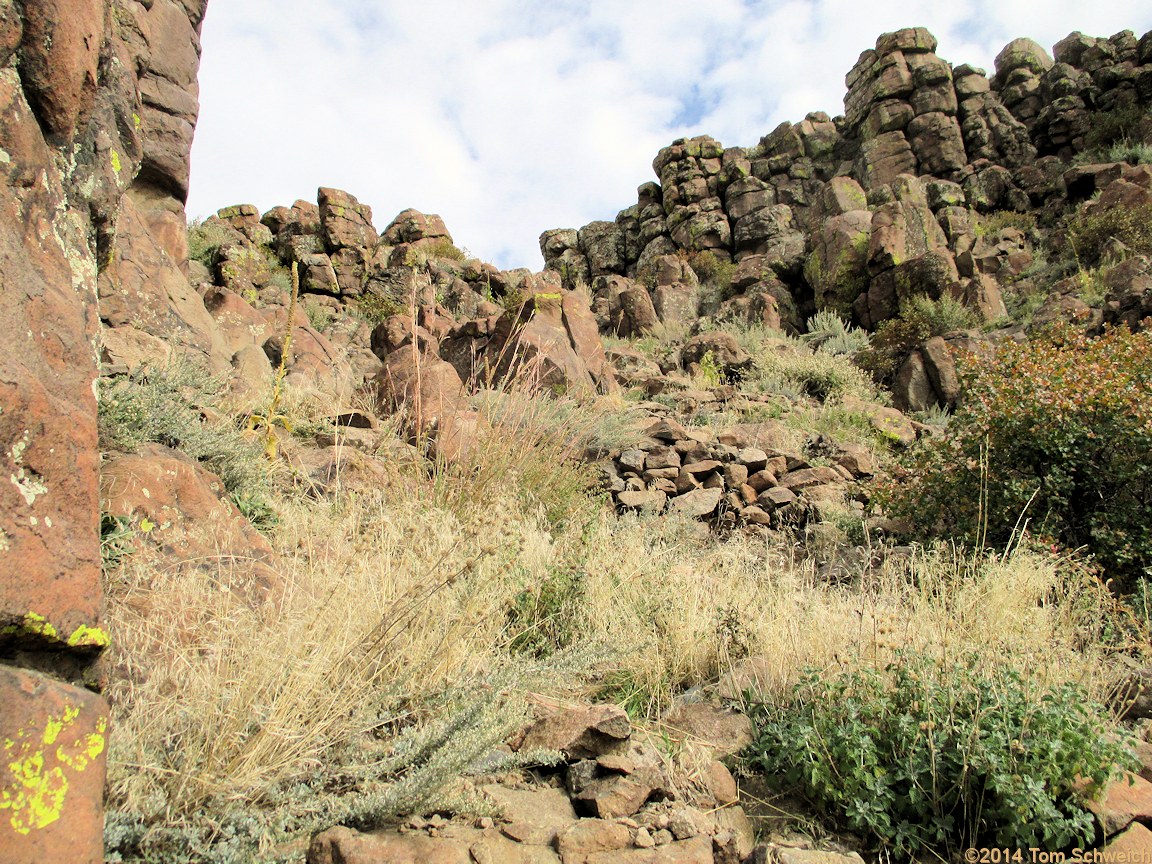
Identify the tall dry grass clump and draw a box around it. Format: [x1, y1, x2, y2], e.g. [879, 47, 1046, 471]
[552, 517, 1132, 719]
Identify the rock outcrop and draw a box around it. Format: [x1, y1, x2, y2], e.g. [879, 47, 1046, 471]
[541, 25, 1151, 343]
[0, 2, 209, 860]
[4, 10, 1151, 861]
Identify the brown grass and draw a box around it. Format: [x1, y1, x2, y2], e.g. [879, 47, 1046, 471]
[101, 346, 1139, 857]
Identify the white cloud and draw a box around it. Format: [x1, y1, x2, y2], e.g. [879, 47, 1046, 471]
[188, 1, 1151, 269]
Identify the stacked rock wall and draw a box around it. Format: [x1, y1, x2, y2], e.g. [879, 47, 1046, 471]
[0, 2, 209, 861]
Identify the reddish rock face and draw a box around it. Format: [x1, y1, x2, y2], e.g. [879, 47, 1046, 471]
[18, 0, 105, 139]
[0, 667, 109, 863]
[100, 445, 281, 603]
[0, 45, 103, 648]
[1, 2, 211, 861]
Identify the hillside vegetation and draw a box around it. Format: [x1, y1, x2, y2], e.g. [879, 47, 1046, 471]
[93, 24, 1152, 864]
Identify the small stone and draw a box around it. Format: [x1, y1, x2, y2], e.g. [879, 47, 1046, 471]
[654, 828, 674, 845]
[741, 506, 773, 525]
[618, 449, 647, 471]
[682, 459, 722, 476]
[635, 827, 656, 848]
[669, 487, 723, 518]
[759, 487, 797, 508]
[668, 810, 698, 840]
[736, 447, 769, 472]
[645, 418, 689, 442]
[705, 761, 739, 805]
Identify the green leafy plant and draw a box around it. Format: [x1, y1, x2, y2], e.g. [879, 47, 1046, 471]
[354, 288, 405, 324]
[1097, 140, 1152, 166]
[973, 210, 1037, 240]
[1062, 201, 1152, 268]
[101, 513, 136, 572]
[1080, 103, 1151, 153]
[506, 565, 586, 656]
[682, 248, 734, 288]
[856, 295, 976, 384]
[247, 262, 299, 459]
[741, 328, 882, 405]
[303, 301, 334, 332]
[422, 237, 467, 261]
[878, 323, 1152, 586]
[98, 361, 271, 508]
[745, 652, 1135, 860]
[186, 218, 240, 269]
[696, 349, 724, 387]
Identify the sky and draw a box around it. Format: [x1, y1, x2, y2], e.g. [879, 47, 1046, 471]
[188, 1, 1152, 271]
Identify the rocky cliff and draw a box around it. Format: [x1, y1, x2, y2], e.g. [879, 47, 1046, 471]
[0, 2, 208, 861]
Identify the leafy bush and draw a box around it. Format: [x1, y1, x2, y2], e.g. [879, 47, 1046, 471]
[1081, 103, 1151, 153]
[1099, 140, 1152, 166]
[422, 237, 467, 261]
[303, 300, 334, 332]
[879, 323, 1152, 585]
[1062, 201, 1152, 268]
[856, 295, 976, 384]
[741, 328, 881, 405]
[974, 210, 1037, 240]
[745, 652, 1134, 860]
[682, 249, 734, 287]
[354, 287, 407, 324]
[506, 565, 586, 656]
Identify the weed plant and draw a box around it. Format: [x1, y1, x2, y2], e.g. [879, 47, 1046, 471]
[746, 652, 1136, 860]
[1062, 201, 1152, 268]
[856, 295, 977, 385]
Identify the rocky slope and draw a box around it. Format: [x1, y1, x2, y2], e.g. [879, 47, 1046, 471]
[3, 7, 1152, 863]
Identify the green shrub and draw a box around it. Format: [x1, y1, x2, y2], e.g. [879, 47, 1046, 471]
[354, 288, 406, 324]
[1062, 201, 1152, 268]
[974, 210, 1037, 240]
[100, 513, 136, 573]
[187, 218, 241, 269]
[1081, 103, 1151, 153]
[99, 361, 272, 512]
[1101, 140, 1152, 166]
[683, 249, 734, 287]
[304, 301, 334, 332]
[748, 344, 880, 404]
[801, 310, 870, 356]
[422, 237, 467, 261]
[878, 323, 1152, 585]
[745, 652, 1134, 860]
[506, 565, 586, 656]
[856, 295, 976, 384]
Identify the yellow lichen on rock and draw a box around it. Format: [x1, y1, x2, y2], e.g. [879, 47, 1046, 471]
[1, 704, 106, 835]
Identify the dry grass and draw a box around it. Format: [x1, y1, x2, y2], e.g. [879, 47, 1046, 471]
[101, 348, 1140, 860]
[561, 516, 1129, 719]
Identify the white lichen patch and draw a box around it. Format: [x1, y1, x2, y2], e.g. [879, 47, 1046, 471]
[9, 431, 49, 508]
[0, 527, 10, 552]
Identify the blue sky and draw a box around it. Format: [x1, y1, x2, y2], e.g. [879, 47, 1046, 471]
[188, 1, 1152, 270]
